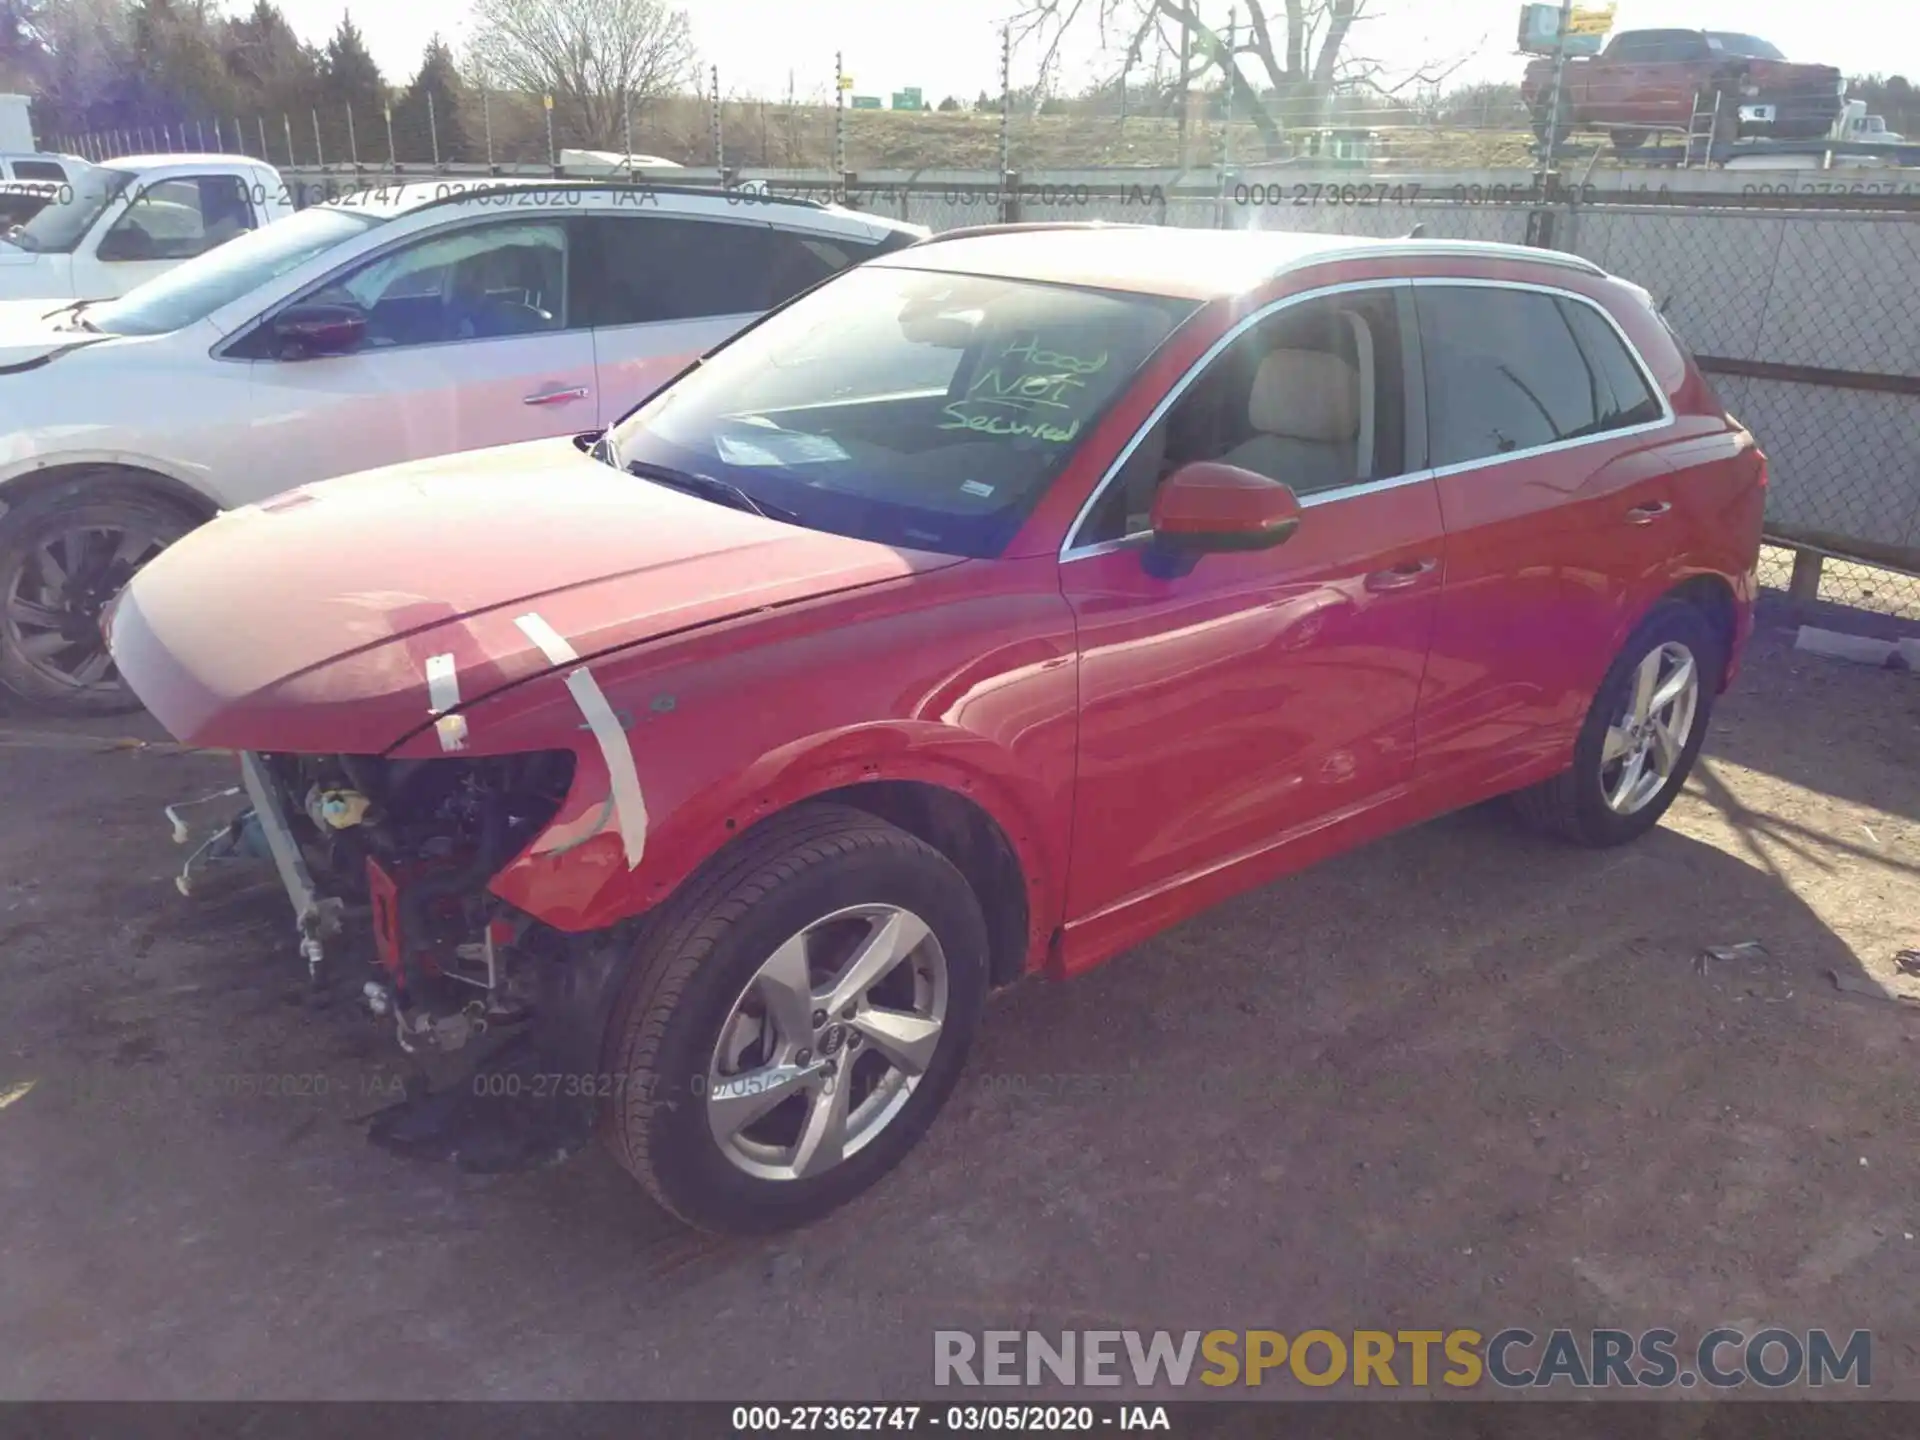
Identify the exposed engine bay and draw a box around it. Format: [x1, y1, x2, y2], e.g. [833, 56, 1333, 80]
[169, 748, 612, 1172]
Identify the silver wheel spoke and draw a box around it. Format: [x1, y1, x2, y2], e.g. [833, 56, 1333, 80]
[1607, 745, 1648, 812]
[754, 934, 818, 1047]
[19, 630, 70, 660]
[7, 599, 63, 630]
[71, 649, 113, 685]
[1649, 657, 1695, 715]
[826, 910, 929, 1014]
[853, 1006, 943, 1075]
[1629, 651, 1660, 724]
[1650, 715, 1685, 775]
[1601, 724, 1632, 763]
[791, 1067, 854, 1179]
[707, 1062, 816, 1142]
[35, 543, 68, 589]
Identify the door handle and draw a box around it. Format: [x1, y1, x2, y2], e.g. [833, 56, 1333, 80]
[1365, 558, 1439, 592]
[523, 385, 590, 406]
[1627, 500, 1672, 524]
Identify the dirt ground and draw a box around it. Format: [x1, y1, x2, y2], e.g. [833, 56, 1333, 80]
[2, 605, 1919, 1404]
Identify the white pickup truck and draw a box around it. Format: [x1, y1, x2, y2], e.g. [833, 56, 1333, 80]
[0, 153, 292, 303]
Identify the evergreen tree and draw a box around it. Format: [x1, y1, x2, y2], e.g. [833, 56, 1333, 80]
[392, 35, 469, 164]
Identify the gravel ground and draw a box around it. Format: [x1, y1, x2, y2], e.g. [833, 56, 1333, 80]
[2, 609, 1919, 1405]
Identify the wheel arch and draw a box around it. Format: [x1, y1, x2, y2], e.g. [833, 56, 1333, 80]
[816, 779, 1033, 990]
[1663, 571, 1739, 690]
[0, 459, 220, 524]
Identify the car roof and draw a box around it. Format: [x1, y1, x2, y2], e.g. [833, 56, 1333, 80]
[101, 153, 273, 170]
[875, 223, 1604, 300]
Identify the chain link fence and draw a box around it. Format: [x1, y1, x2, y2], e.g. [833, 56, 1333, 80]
[31, 110, 1920, 620]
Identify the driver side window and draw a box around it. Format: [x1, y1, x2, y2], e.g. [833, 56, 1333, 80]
[297, 220, 569, 350]
[1077, 288, 1409, 546]
[98, 175, 257, 262]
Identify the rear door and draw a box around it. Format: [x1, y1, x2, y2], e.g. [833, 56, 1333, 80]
[572, 212, 887, 426]
[232, 215, 598, 493]
[1411, 280, 1679, 797]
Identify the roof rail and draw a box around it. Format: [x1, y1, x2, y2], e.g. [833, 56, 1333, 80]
[406, 176, 835, 217]
[1297, 238, 1606, 277]
[909, 220, 1148, 246]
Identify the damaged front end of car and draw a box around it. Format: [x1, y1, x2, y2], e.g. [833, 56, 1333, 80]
[172, 744, 630, 1173]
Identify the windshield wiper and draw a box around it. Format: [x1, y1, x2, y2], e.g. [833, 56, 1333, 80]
[42, 299, 99, 331]
[625, 461, 799, 523]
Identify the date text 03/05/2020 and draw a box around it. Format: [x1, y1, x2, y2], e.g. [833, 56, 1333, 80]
[731, 1407, 1172, 1432]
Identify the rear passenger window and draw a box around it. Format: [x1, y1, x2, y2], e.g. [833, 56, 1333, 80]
[1557, 299, 1664, 431]
[572, 216, 874, 327]
[1417, 286, 1660, 469]
[11, 160, 67, 182]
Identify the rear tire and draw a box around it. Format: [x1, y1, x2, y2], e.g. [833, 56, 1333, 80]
[1510, 601, 1722, 848]
[1609, 128, 1650, 152]
[0, 483, 202, 717]
[601, 802, 989, 1234]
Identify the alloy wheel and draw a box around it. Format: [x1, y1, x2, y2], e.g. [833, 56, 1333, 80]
[706, 903, 948, 1183]
[1600, 640, 1700, 816]
[2, 519, 167, 697]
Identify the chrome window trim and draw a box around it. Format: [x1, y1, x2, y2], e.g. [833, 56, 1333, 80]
[1060, 277, 1409, 561]
[1059, 272, 1675, 562]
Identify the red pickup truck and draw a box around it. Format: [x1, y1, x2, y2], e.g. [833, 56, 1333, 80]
[1523, 29, 1845, 151]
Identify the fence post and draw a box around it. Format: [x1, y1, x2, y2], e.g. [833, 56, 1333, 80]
[711, 65, 723, 169]
[543, 94, 556, 176]
[257, 117, 268, 163]
[1788, 550, 1826, 602]
[313, 109, 324, 169]
[283, 113, 295, 167]
[1535, 0, 1573, 175]
[384, 104, 396, 175]
[485, 84, 497, 173]
[347, 106, 358, 169]
[621, 89, 631, 175]
[998, 26, 1014, 220]
[834, 52, 847, 180]
[428, 92, 440, 171]
[1216, 5, 1237, 229]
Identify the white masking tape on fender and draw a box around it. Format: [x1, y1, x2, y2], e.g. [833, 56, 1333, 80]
[424, 653, 468, 752]
[515, 612, 648, 867]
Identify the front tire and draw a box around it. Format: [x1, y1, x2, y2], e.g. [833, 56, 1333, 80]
[601, 802, 989, 1233]
[0, 483, 201, 716]
[1510, 601, 1722, 848]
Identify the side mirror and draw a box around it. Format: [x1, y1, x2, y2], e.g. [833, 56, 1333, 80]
[270, 302, 367, 360]
[1144, 462, 1303, 576]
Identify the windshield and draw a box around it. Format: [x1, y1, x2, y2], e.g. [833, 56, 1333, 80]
[87, 207, 388, 337]
[1706, 33, 1786, 59]
[604, 265, 1197, 558]
[3, 166, 134, 254]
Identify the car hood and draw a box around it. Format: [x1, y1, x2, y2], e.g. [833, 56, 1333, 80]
[0, 305, 114, 370]
[109, 437, 966, 753]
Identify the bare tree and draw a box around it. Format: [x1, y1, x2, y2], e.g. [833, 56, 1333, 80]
[466, 0, 695, 151]
[1015, 0, 1471, 156]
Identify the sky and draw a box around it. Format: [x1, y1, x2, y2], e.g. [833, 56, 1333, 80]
[273, 0, 1920, 102]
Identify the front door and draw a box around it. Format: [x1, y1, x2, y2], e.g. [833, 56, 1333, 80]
[239, 217, 599, 491]
[1060, 284, 1444, 938]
